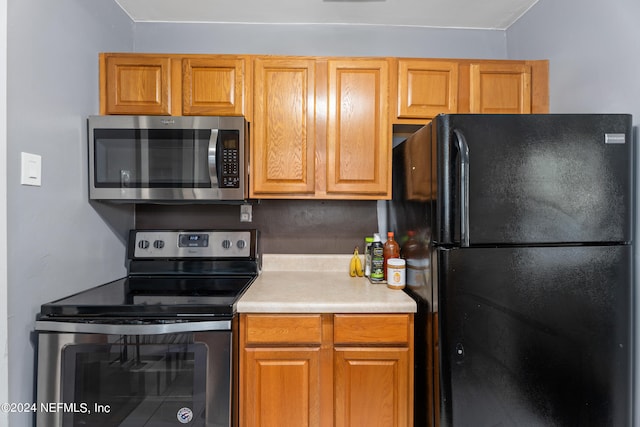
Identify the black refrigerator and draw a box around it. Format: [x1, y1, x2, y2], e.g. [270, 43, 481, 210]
[387, 114, 634, 427]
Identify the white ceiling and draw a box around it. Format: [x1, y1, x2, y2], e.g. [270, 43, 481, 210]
[115, 0, 539, 30]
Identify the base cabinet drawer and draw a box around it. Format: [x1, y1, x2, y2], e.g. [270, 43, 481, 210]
[334, 313, 411, 345]
[244, 314, 322, 345]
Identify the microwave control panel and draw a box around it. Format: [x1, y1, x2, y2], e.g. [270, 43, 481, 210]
[220, 130, 240, 188]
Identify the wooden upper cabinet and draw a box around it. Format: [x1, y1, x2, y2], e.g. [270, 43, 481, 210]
[182, 56, 247, 116]
[326, 58, 391, 198]
[98, 54, 548, 199]
[251, 57, 316, 197]
[393, 58, 548, 122]
[100, 53, 249, 116]
[396, 59, 459, 120]
[405, 124, 437, 201]
[251, 57, 392, 200]
[469, 62, 532, 114]
[101, 54, 171, 115]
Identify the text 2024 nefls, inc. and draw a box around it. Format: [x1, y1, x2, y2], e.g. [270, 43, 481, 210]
[0, 402, 111, 414]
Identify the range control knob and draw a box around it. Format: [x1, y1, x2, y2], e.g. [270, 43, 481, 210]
[236, 239, 247, 250]
[153, 240, 165, 249]
[222, 239, 232, 249]
[138, 240, 150, 249]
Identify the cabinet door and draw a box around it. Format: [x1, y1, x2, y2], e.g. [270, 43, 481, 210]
[334, 347, 411, 427]
[397, 59, 458, 119]
[242, 347, 321, 427]
[327, 59, 391, 198]
[469, 63, 532, 113]
[182, 57, 246, 116]
[103, 55, 171, 115]
[251, 58, 316, 197]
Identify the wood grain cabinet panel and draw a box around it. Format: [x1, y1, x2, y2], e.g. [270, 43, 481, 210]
[402, 125, 436, 201]
[240, 313, 413, 427]
[334, 314, 410, 345]
[251, 57, 392, 199]
[334, 348, 411, 427]
[469, 62, 532, 114]
[393, 58, 548, 123]
[182, 56, 247, 116]
[326, 59, 391, 198]
[102, 54, 171, 115]
[251, 57, 316, 196]
[396, 59, 459, 119]
[244, 314, 322, 345]
[243, 347, 322, 427]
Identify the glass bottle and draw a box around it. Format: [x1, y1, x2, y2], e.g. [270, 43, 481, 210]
[370, 233, 385, 282]
[383, 231, 400, 280]
[364, 236, 374, 277]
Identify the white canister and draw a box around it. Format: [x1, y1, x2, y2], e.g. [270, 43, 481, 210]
[386, 258, 406, 289]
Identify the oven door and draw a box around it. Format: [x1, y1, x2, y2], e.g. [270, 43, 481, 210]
[36, 320, 233, 427]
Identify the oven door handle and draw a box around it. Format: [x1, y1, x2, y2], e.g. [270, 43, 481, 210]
[35, 320, 231, 335]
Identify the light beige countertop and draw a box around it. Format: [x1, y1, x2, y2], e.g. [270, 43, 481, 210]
[236, 254, 417, 313]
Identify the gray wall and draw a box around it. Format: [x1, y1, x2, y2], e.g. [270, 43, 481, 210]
[133, 22, 508, 58]
[507, 0, 640, 423]
[6, 1, 134, 426]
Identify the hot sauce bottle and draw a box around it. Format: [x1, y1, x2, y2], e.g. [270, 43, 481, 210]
[383, 231, 400, 280]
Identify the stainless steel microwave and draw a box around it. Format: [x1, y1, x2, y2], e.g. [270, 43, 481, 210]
[88, 115, 248, 202]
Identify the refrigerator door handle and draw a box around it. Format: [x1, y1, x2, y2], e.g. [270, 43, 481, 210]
[454, 129, 470, 247]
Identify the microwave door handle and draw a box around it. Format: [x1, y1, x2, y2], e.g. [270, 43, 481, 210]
[208, 129, 220, 186]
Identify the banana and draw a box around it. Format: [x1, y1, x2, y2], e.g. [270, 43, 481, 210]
[350, 247, 364, 277]
[354, 250, 364, 277]
[349, 250, 357, 277]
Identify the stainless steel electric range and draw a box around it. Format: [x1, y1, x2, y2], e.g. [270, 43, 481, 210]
[35, 229, 259, 427]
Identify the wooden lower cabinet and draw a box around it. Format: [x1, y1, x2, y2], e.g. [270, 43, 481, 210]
[243, 347, 322, 427]
[334, 348, 411, 427]
[240, 313, 414, 427]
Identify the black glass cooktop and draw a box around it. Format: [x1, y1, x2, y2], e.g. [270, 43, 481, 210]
[39, 229, 260, 321]
[39, 275, 256, 319]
